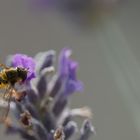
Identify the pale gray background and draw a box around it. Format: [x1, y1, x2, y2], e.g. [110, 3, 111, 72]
[0, 0, 140, 140]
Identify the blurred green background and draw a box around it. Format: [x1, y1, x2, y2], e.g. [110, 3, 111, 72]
[0, 0, 140, 140]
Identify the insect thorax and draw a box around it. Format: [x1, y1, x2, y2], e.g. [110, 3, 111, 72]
[5, 68, 19, 85]
[0, 67, 27, 86]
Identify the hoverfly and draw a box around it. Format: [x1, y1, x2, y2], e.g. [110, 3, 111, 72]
[0, 64, 28, 122]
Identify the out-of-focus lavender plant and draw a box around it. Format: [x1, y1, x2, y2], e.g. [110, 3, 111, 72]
[4, 48, 95, 140]
[29, 0, 120, 26]
[30, 0, 119, 12]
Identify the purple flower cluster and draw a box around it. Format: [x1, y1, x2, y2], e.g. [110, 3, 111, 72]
[4, 48, 94, 140]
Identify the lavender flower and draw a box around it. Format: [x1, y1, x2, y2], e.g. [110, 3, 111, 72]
[12, 54, 36, 81]
[4, 48, 94, 140]
[59, 48, 83, 95]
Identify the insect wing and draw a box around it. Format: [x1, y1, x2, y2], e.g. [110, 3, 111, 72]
[0, 87, 12, 122]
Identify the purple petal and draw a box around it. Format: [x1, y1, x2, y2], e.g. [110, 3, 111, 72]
[58, 48, 84, 95]
[59, 48, 72, 77]
[12, 54, 36, 81]
[66, 80, 83, 94]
